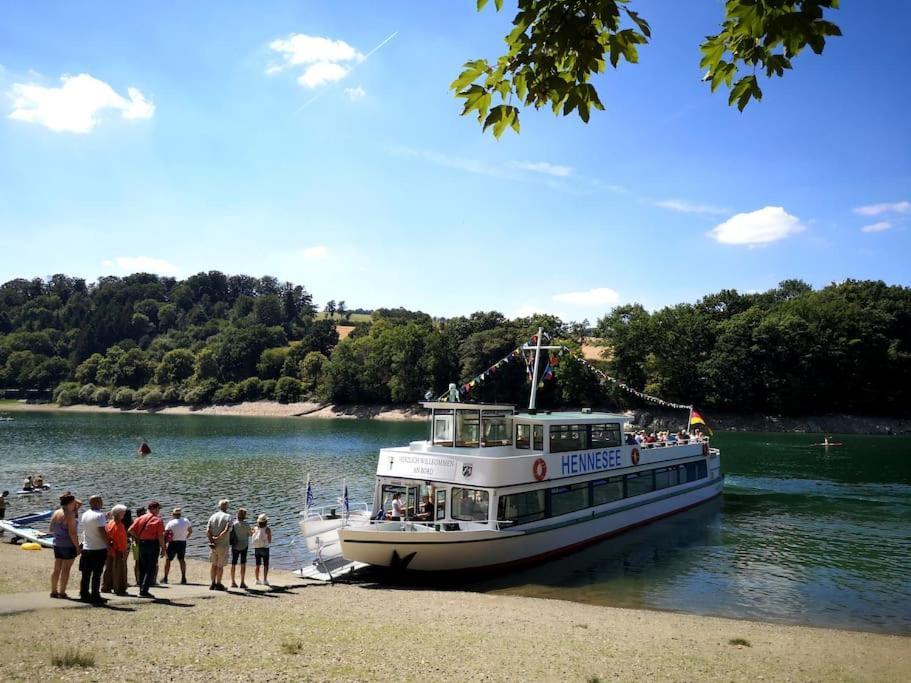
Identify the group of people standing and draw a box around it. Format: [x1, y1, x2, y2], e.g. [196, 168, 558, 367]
[47, 493, 273, 602]
[204, 499, 272, 591]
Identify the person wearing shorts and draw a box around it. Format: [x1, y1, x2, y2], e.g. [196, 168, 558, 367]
[252, 514, 272, 587]
[230, 508, 251, 589]
[206, 499, 232, 591]
[163, 507, 192, 585]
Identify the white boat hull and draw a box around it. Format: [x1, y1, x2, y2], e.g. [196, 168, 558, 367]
[339, 476, 723, 571]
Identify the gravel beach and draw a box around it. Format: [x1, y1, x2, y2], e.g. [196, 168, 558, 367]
[0, 542, 908, 682]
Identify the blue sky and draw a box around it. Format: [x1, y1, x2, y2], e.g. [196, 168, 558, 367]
[1, 1, 909, 321]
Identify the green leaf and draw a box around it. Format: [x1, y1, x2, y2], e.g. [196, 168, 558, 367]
[482, 104, 517, 138]
[476, 0, 488, 11]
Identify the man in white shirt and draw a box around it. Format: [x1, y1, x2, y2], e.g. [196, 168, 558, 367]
[162, 507, 193, 585]
[79, 495, 111, 603]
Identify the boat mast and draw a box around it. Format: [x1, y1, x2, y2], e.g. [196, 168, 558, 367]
[525, 327, 561, 413]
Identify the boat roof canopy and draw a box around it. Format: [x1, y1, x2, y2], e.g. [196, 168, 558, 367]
[421, 402, 516, 413]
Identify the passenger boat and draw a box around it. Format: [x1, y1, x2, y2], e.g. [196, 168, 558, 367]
[336, 332, 723, 572]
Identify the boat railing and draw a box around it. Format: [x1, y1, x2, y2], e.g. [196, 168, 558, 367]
[299, 501, 371, 522]
[638, 437, 708, 449]
[359, 518, 517, 532]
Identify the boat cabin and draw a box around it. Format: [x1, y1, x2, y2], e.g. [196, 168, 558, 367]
[369, 401, 713, 529]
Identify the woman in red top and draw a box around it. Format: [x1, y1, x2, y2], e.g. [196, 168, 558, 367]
[101, 505, 129, 595]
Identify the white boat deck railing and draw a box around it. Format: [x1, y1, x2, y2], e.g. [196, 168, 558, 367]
[638, 437, 709, 449]
[357, 518, 517, 532]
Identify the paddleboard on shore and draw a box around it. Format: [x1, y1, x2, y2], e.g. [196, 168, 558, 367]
[0, 510, 54, 547]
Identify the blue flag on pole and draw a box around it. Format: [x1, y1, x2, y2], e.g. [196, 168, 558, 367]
[306, 479, 314, 511]
[343, 483, 349, 517]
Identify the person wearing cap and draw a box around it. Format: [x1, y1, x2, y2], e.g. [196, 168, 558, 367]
[252, 513, 272, 587]
[79, 495, 112, 604]
[101, 504, 129, 595]
[128, 501, 166, 598]
[206, 499, 232, 591]
[163, 507, 192, 585]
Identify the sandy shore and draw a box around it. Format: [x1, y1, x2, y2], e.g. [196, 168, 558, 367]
[0, 543, 908, 681]
[1, 400, 426, 421]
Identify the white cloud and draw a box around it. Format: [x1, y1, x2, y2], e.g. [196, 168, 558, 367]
[297, 62, 349, 88]
[509, 161, 572, 177]
[853, 201, 911, 216]
[8, 73, 154, 133]
[102, 256, 179, 275]
[552, 288, 621, 307]
[344, 86, 366, 101]
[654, 198, 728, 215]
[268, 34, 364, 89]
[861, 221, 893, 233]
[709, 206, 805, 246]
[301, 245, 329, 261]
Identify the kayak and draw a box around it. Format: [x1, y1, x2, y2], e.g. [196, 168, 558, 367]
[811, 442, 844, 447]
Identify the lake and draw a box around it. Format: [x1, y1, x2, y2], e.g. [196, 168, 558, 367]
[1, 411, 908, 634]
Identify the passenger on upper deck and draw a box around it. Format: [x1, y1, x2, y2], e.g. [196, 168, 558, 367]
[625, 432, 637, 446]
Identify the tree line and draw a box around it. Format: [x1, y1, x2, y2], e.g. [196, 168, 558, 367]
[0, 273, 908, 416]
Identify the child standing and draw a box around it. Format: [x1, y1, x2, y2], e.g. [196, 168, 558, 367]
[252, 514, 272, 587]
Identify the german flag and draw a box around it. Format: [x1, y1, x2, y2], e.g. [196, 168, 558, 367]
[689, 409, 713, 436]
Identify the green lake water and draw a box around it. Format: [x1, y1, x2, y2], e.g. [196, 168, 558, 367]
[1, 412, 909, 634]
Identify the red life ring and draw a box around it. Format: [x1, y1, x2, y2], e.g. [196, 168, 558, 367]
[532, 458, 547, 481]
[631, 447, 640, 465]
[702, 442, 709, 456]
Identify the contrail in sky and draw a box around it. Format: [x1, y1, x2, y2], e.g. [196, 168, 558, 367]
[294, 30, 399, 114]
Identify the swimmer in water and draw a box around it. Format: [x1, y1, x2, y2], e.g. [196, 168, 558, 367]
[138, 442, 152, 456]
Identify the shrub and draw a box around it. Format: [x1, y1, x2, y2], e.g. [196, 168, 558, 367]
[92, 386, 111, 406]
[56, 388, 79, 406]
[78, 383, 97, 404]
[53, 382, 79, 404]
[275, 376, 303, 403]
[280, 639, 303, 655]
[260, 379, 277, 400]
[181, 379, 218, 406]
[212, 382, 240, 404]
[237, 377, 262, 401]
[162, 385, 182, 404]
[112, 388, 136, 408]
[51, 648, 95, 669]
[140, 388, 164, 409]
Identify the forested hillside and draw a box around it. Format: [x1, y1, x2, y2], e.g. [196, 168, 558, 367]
[0, 273, 909, 416]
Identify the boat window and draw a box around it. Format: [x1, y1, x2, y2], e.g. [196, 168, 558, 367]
[482, 412, 511, 447]
[625, 470, 655, 497]
[590, 423, 622, 448]
[497, 489, 545, 526]
[549, 482, 590, 516]
[433, 409, 453, 446]
[549, 424, 587, 453]
[592, 476, 624, 505]
[654, 467, 676, 490]
[515, 424, 531, 449]
[533, 425, 544, 451]
[435, 488, 447, 520]
[451, 487, 489, 521]
[684, 461, 708, 482]
[455, 410, 480, 447]
[698, 460, 707, 479]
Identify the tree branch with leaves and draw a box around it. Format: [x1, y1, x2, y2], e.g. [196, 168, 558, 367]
[452, 0, 841, 137]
